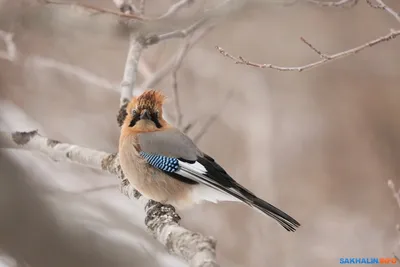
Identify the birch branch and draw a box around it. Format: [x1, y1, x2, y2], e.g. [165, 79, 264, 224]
[0, 130, 218, 267]
[120, 35, 145, 106]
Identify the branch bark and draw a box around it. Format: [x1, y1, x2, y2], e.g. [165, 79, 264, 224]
[0, 130, 219, 267]
[120, 35, 145, 106]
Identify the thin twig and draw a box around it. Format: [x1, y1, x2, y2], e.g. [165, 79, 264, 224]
[308, 0, 359, 7]
[120, 35, 145, 106]
[157, 0, 194, 20]
[192, 90, 234, 144]
[156, 18, 207, 43]
[142, 24, 215, 89]
[216, 29, 400, 72]
[366, 0, 400, 23]
[171, 70, 183, 128]
[42, 0, 143, 20]
[182, 120, 198, 134]
[170, 36, 193, 128]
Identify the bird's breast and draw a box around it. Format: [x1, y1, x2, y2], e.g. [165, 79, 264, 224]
[118, 136, 194, 208]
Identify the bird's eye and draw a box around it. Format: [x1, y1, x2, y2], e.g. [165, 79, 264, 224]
[132, 110, 138, 116]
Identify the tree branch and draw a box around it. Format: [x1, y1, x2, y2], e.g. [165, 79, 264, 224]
[216, 29, 400, 72]
[120, 35, 145, 106]
[156, 0, 194, 20]
[217, 0, 400, 72]
[0, 130, 219, 267]
[366, 0, 400, 23]
[141, 24, 215, 90]
[42, 0, 143, 20]
[192, 90, 234, 144]
[307, 0, 359, 8]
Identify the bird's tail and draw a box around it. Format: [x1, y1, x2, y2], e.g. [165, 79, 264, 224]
[231, 182, 301, 232]
[179, 165, 300, 231]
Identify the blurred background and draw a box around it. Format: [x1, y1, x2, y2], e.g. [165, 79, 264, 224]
[1, 0, 400, 266]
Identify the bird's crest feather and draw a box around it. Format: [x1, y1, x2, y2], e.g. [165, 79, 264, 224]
[129, 90, 166, 112]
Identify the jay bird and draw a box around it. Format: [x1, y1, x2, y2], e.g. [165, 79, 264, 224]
[118, 90, 300, 231]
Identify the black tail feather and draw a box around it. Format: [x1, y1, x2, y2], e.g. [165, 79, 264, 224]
[179, 165, 301, 231]
[251, 197, 300, 231]
[232, 182, 301, 232]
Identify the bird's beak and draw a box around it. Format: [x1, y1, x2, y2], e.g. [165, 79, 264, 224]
[140, 109, 151, 120]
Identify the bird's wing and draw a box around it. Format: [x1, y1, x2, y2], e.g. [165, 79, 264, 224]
[137, 128, 300, 231]
[137, 129, 264, 203]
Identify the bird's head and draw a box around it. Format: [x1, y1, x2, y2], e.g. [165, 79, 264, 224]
[122, 90, 168, 132]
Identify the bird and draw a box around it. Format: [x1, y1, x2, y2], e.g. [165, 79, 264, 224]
[118, 89, 301, 231]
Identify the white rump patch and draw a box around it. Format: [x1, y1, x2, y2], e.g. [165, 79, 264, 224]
[190, 184, 239, 204]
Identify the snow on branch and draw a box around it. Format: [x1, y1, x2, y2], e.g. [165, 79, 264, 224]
[0, 130, 219, 267]
[217, 0, 400, 72]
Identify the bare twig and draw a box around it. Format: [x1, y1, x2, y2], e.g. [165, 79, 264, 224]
[182, 120, 198, 134]
[0, 130, 219, 267]
[170, 36, 194, 129]
[192, 90, 234, 144]
[366, 0, 400, 23]
[142, 24, 215, 89]
[42, 0, 143, 20]
[216, 29, 400, 72]
[171, 70, 183, 128]
[120, 35, 145, 106]
[157, 0, 194, 20]
[151, 18, 207, 45]
[308, 0, 359, 8]
[0, 30, 17, 61]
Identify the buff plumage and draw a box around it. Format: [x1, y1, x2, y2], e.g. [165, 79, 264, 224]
[118, 90, 301, 231]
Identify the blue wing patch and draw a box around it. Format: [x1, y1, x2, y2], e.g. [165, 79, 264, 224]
[139, 151, 180, 172]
